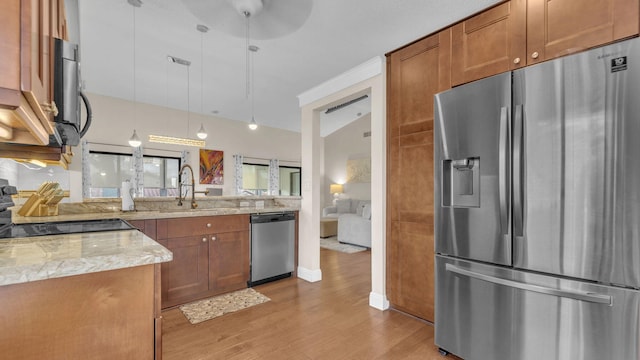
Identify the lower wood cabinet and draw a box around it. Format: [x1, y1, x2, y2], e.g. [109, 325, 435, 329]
[209, 230, 250, 291]
[161, 235, 209, 302]
[155, 214, 250, 308]
[0, 264, 158, 359]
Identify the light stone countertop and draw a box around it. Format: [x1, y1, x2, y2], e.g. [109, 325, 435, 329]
[2, 196, 299, 287]
[0, 229, 173, 286]
[11, 206, 300, 224]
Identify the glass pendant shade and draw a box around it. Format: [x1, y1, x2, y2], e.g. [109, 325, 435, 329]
[248, 116, 258, 130]
[197, 123, 208, 139]
[128, 129, 142, 147]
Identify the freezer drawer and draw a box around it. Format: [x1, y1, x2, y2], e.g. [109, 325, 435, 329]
[435, 256, 640, 360]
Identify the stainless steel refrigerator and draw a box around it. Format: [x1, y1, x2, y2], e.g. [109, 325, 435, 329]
[434, 37, 640, 360]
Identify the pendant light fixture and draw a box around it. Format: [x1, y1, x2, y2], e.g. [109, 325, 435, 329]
[245, 10, 258, 130]
[196, 24, 208, 140]
[148, 55, 205, 147]
[128, 0, 142, 147]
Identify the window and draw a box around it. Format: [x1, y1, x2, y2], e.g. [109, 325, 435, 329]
[242, 163, 301, 196]
[242, 163, 268, 195]
[88, 151, 180, 198]
[142, 156, 180, 197]
[279, 166, 301, 196]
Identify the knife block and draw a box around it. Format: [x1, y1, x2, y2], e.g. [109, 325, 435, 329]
[35, 204, 59, 217]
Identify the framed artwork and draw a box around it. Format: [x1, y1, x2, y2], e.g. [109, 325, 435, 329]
[346, 157, 371, 183]
[199, 149, 224, 185]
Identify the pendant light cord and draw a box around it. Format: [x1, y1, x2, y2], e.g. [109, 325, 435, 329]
[187, 65, 191, 138]
[201, 30, 204, 114]
[245, 12, 251, 99]
[251, 44, 255, 120]
[133, 4, 137, 126]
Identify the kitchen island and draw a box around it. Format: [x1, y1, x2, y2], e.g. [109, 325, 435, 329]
[0, 228, 172, 359]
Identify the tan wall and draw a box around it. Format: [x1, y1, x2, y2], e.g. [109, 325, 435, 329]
[72, 93, 301, 196]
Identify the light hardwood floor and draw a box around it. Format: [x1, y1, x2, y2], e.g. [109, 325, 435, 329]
[162, 248, 460, 360]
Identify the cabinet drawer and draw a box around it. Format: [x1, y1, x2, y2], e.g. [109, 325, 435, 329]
[163, 214, 249, 238]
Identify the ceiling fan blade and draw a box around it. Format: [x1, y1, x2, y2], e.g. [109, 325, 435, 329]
[181, 0, 313, 40]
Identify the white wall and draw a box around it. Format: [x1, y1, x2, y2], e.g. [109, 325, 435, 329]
[298, 56, 388, 310]
[323, 114, 371, 207]
[69, 93, 301, 196]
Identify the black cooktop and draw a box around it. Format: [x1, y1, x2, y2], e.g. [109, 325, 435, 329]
[0, 219, 135, 239]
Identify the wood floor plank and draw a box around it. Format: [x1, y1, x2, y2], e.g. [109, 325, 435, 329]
[162, 248, 460, 359]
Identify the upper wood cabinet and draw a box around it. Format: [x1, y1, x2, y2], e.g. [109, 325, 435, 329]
[452, 0, 639, 85]
[527, 0, 638, 64]
[0, 0, 67, 146]
[451, 1, 526, 86]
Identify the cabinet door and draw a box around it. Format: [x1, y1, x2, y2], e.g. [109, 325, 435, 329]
[50, 0, 67, 40]
[209, 231, 249, 293]
[162, 235, 209, 304]
[527, 0, 639, 64]
[0, 0, 21, 106]
[386, 29, 451, 322]
[127, 219, 157, 239]
[24, 0, 53, 124]
[451, 0, 526, 86]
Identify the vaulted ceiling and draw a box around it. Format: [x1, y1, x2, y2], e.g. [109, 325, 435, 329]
[77, 0, 501, 134]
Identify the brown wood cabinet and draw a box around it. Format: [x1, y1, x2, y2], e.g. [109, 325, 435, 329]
[156, 214, 250, 308]
[451, 0, 526, 86]
[128, 218, 157, 239]
[126, 219, 164, 360]
[0, 0, 68, 146]
[209, 230, 250, 291]
[386, 29, 451, 322]
[0, 265, 157, 359]
[451, 0, 639, 86]
[526, 0, 638, 64]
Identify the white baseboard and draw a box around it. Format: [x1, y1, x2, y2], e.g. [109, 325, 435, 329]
[369, 291, 390, 310]
[297, 266, 322, 282]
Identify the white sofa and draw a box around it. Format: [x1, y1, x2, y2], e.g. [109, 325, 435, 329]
[322, 199, 371, 248]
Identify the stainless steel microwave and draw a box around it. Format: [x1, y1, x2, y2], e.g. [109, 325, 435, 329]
[51, 38, 91, 147]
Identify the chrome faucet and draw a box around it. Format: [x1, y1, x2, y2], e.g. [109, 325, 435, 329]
[177, 164, 209, 209]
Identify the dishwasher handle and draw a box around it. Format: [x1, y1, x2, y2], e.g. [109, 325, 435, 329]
[250, 212, 295, 223]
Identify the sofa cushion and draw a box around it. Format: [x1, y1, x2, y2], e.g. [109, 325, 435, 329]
[354, 200, 370, 216]
[337, 213, 371, 248]
[362, 203, 371, 220]
[336, 199, 351, 214]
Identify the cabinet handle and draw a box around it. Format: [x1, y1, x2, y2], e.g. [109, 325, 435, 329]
[211, 236, 217, 241]
[41, 101, 59, 117]
[206, 223, 212, 228]
[513, 57, 521, 64]
[531, 52, 539, 59]
[202, 237, 207, 242]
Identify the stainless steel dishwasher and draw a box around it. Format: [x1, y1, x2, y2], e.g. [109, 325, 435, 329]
[249, 212, 296, 286]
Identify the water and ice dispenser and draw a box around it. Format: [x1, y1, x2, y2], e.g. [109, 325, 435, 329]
[442, 157, 480, 208]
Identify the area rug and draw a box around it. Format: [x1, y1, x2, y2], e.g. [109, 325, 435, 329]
[179, 288, 270, 324]
[320, 236, 368, 254]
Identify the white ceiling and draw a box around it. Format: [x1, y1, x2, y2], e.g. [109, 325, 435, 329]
[77, 0, 501, 135]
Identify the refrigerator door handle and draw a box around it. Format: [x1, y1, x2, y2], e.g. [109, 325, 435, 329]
[445, 263, 612, 305]
[513, 104, 524, 237]
[498, 106, 509, 238]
